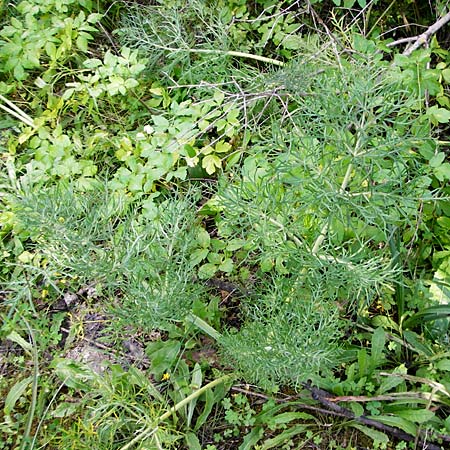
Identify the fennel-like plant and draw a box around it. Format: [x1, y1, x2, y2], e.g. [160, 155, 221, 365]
[212, 49, 437, 387]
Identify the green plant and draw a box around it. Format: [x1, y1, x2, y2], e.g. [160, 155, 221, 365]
[0, 0, 100, 81]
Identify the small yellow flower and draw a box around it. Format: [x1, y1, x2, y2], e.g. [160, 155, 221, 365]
[161, 372, 170, 381]
[41, 289, 48, 299]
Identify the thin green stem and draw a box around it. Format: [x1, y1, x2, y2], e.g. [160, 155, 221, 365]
[311, 162, 354, 255]
[119, 374, 232, 450]
[150, 44, 284, 67]
[18, 316, 39, 450]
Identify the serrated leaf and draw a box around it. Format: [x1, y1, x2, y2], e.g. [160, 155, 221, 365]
[51, 358, 97, 391]
[4, 376, 33, 415]
[50, 401, 80, 418]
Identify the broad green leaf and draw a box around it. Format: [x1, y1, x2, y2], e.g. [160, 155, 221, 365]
[429, 152, 446, 168]
[45, 41, 57, 60]
[7, 331, 32, 353]
[371, 327, 385, 366]
[378, 365, 407, 394]
[282, 35, 302, 50]
[434, 162, 450, 181]
[213, 90, 225, 105]
[260, 258, 274, 272]
[267, 411, 315, 426]
[402, 330, 433, 356]
[239, 426, 264, 450]
[187, 363, 203, 427]
[194, 388, 215, 430]
[13, 63, 26, 81]
[87, 13, 103, 24]
[51, 358, 97, 391]
[395, 408, 435, 424]
[403, 306, 450, 330]
[215, 141, 232, 153]
[4, 376, 33, 415]
[197, 228, 210, 248]
[50, 401, 80, 418]
[211, 239, 227, 251]
[76, 34, 89, 52]
[190, 248, 209, 266]
[219, 258, 234, 273]
[146, 340, 181, 379]
[226, 239, 246, 251]
[152, 114, 169, 129]
[226, 151, 242, 167]
[207, 252, 222, 265]
[436, 359, 450, 371]
[351, 423, 388, 443]
[368, 415, 417, 436]
[358, 349, 369, 377]
[198, 263, 217, 279]
[202, 154, 222, 175]
[445, 415, 450, 432]
[427, 106, 450, 124]
[261, 425, 307, 449]
[184, 432, 201, 450]
[349, 402, 365, 417]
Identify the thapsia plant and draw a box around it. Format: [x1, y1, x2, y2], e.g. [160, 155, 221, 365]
[209, 46, 441, 387]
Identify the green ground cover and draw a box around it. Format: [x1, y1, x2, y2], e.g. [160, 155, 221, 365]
[1, 1, 450, 449]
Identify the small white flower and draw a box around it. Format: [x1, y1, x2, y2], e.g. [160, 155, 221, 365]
[264, 346, 273, 351]
[143, 125, 154, 134]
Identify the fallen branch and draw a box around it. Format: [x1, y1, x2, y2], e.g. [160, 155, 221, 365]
[302, 383, 448, 450]
[387, 11, 450, 55]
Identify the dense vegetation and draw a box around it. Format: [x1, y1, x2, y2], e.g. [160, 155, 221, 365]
[1, 1, 450, 449]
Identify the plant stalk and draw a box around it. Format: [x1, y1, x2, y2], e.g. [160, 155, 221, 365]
[119, 374, 231, 450]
